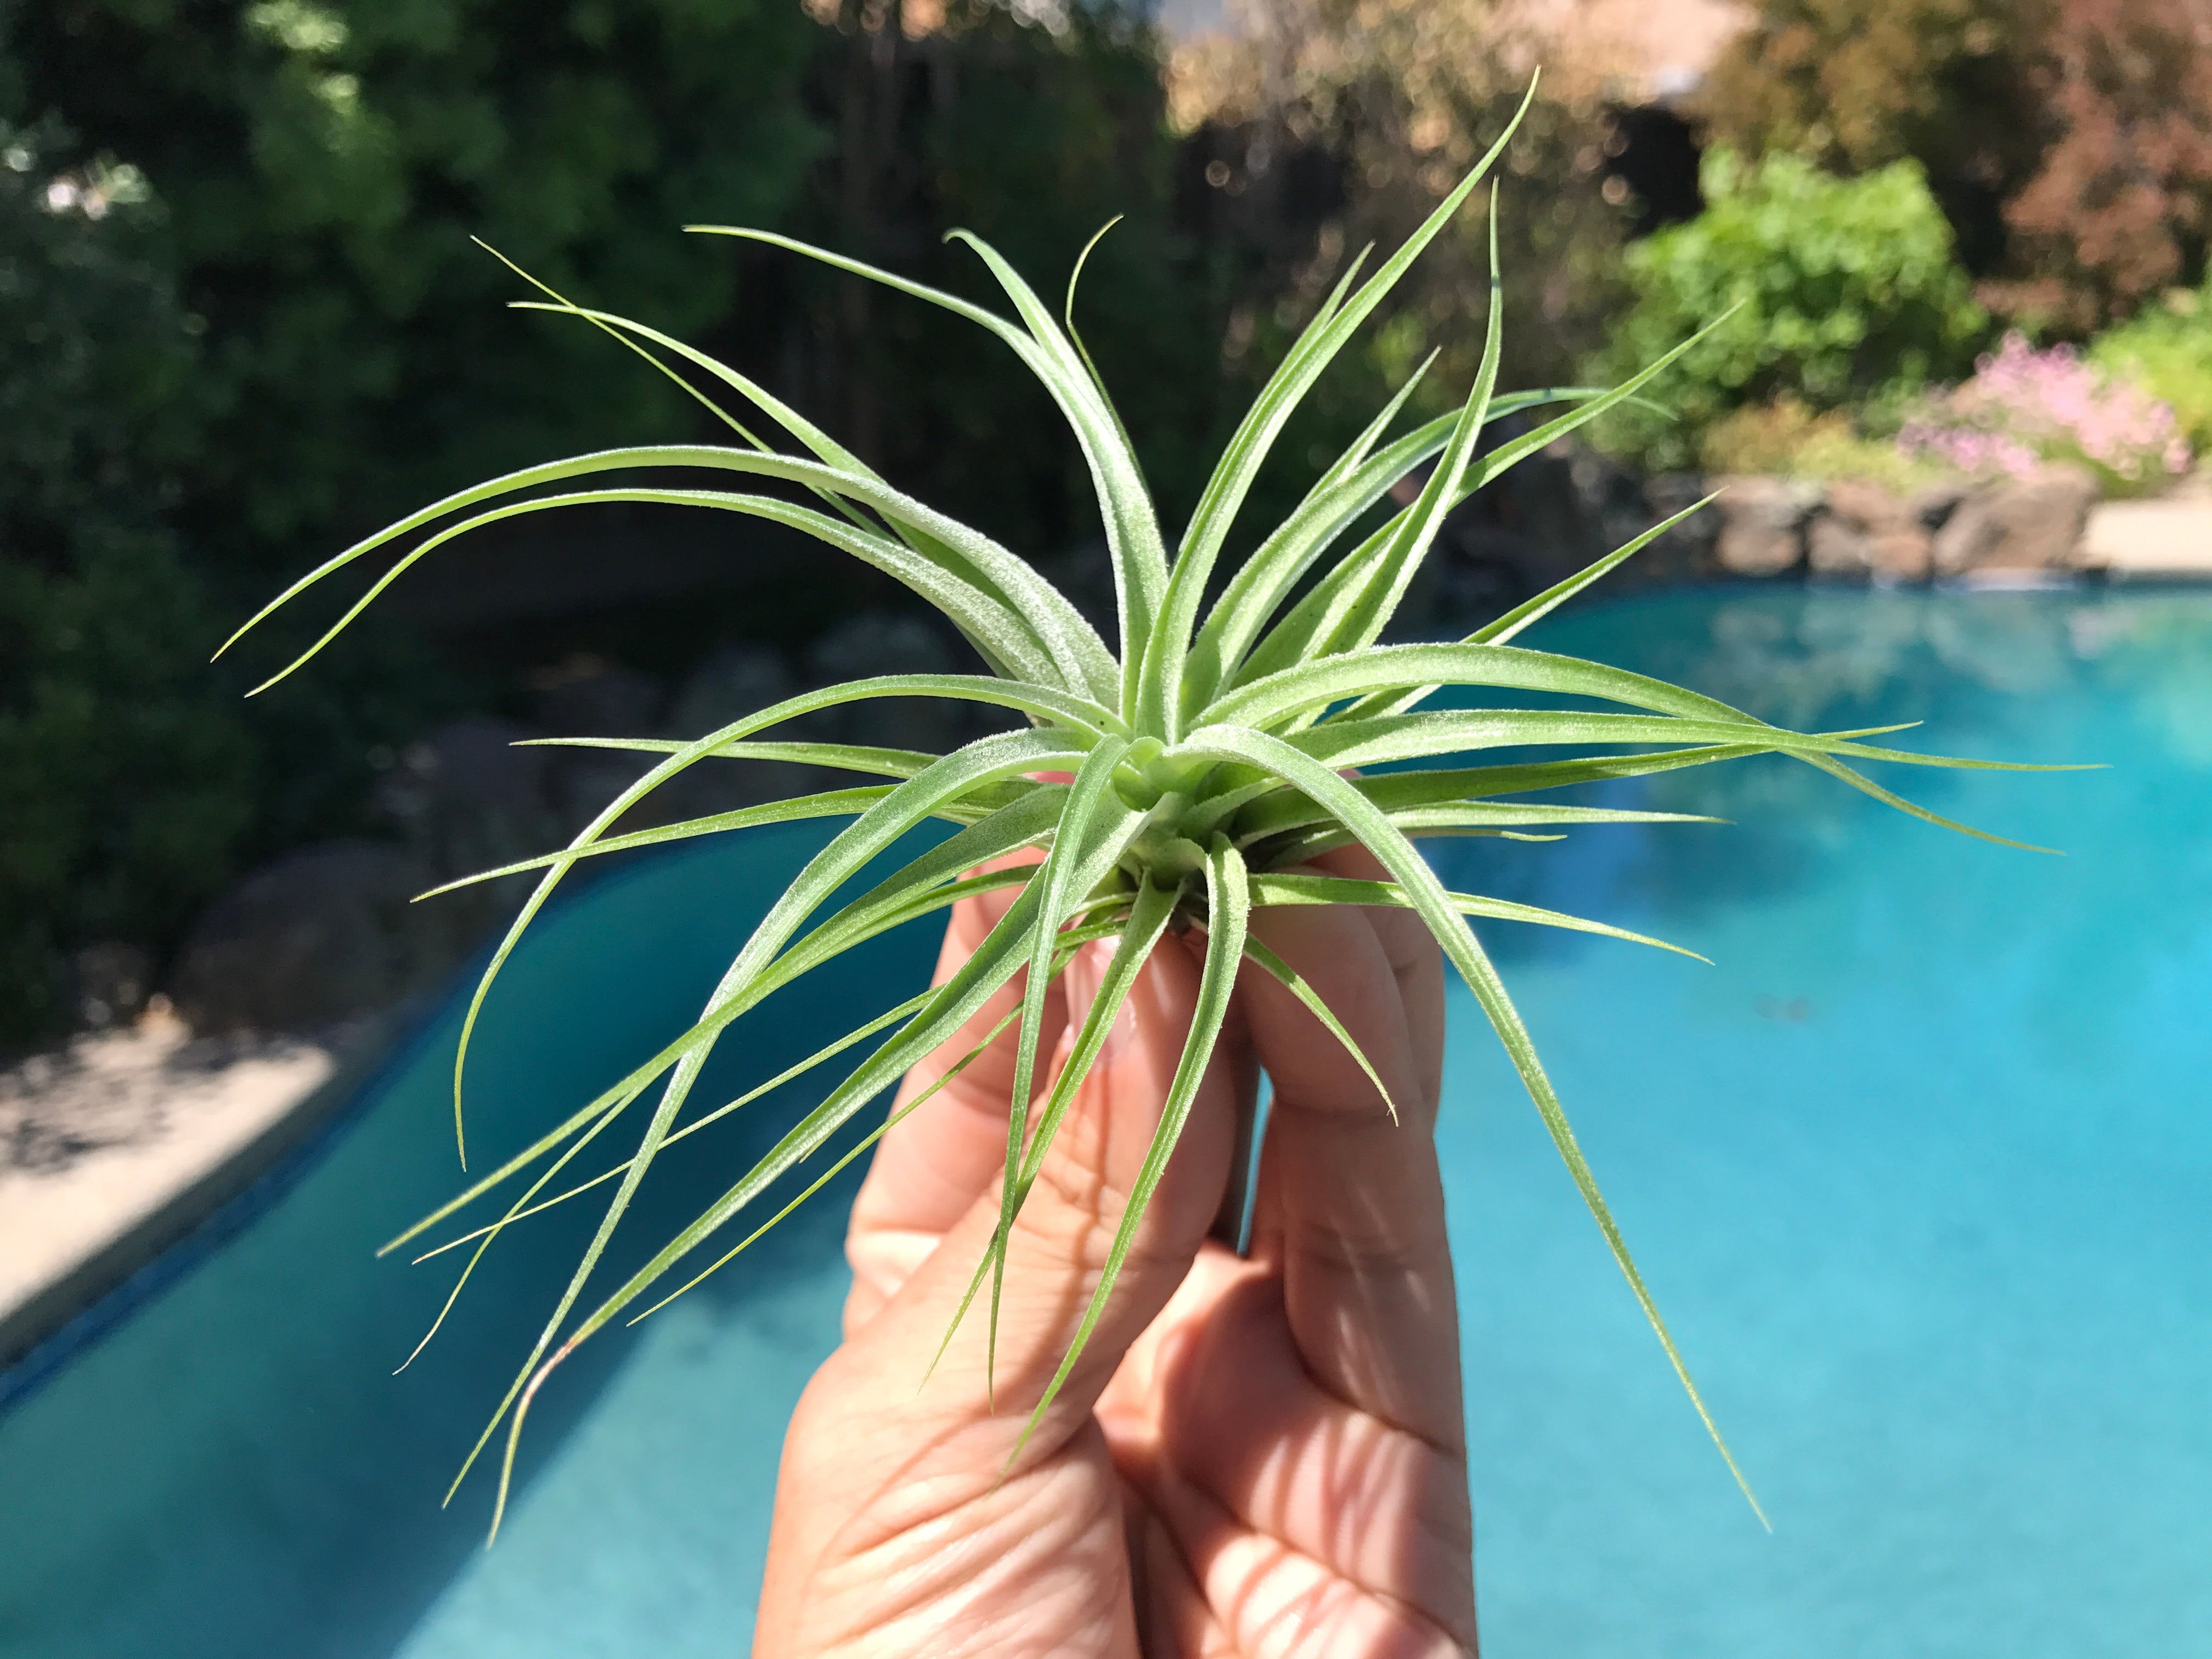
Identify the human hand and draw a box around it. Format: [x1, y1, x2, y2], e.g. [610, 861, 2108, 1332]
[753, 846, 1472, 1657]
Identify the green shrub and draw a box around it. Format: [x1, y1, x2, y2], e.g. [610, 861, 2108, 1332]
[0, 123, 252, 1047]
[2, 0, 825, 582]
[1589, 149, 1990, 471]
[2, 0, 1248, 608]
[0, 118, 465, 1049]
[2090, 285, 2212, 454]
[1698, 397, 1961, 492]
[0, 2, 1238, 1046]
[1694, 0, 2049, 279]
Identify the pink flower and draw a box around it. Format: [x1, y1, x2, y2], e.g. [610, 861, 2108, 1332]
[1896, 331, 2193, 487]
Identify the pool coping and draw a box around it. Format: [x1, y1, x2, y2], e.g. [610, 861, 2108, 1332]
[5, 575, 2205, 1420]
[0, 828, 768, 1419]
[0, 995, 443, 1418]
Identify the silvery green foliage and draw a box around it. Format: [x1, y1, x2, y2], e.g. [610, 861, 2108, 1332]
[229, 91, 2061, 1534]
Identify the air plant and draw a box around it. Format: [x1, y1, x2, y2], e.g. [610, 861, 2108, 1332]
[224, 91, 2059, 1536]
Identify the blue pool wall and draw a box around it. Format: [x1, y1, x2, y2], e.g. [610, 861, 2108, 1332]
[0, 820, 938, 1659]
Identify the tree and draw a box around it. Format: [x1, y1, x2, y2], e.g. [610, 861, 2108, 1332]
[1700, 0, 2212, 332]
[2, 0, 825, 582]
[1167, 0, 1634, 407]
[0, 121, 252, 1045]
[1697, 0, 2051, 278]
[1990, 0, 2212, 330]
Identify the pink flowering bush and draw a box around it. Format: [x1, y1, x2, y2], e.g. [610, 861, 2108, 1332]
[1898, 332, 2193, 495]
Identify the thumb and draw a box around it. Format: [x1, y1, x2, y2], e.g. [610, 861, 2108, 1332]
[839, 932, 1248, 1459]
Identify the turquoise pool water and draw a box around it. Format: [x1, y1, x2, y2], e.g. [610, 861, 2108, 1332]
[2, 586, 2208, 1656]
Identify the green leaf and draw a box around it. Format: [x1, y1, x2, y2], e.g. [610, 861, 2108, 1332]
[1330, 494, 1726, 726]
[1473, 496, 1719, 649]
[395, 851, 1052, 1375]
[1243, 798, 1717, 844]
[1248, 871, 1707, 961]
[1290, 709, 1910, 772]
[436, 688, 1091, 1167]
[517, 738, 946, 780]
[508, 295, 1120, 700]
[473, 872, 1058, 1538]
[1240, 933, 1402, 1121]
[1312, 193, 1509, 663]
[1214, 638, 1810, 732]
[383, 853, 1052, 1266]
[1228, 746, 1785, 844]
[698, 225, 1166, 710]
[412, 787, 900, 900]
[409, 988, 941, 1264]
[1188, 383, 1615, 708]
[1316, 346, 1438, 492]
[1149, 83, 1540, 735]
[990, 736, 1141, 1392]
[473, 766, 1158, 1536]
[240, 484, 1063, 696]
[1232, 303, 1749, 692]
[1169, 724, 1766, 1525]
[220, 445, 1105, 697]
[924, 876, 1182, 1383]
[1007, 837, 1249, 1466]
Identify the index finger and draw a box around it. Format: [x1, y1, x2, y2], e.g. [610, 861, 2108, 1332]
[1243, 856, 1462, 1452]
[843, 861, 1066, 1328]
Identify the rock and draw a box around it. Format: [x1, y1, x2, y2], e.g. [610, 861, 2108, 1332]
[531, 657, 665, 737]
[1642, 473, 1726, 575]
[1908, 482, 1971, 535]
[1424, 523, 1551, 626]
[1399, 440, 1719, 635]
[70, 943, 152, 1030]
[804, 611, 969, 755]
[1808, 478, 1933, 582]
[374, 716, 563, 878]
[807, 610, 957, 685]
[528, 661, 676, 834]
[662, 643, 814, 814]
[1711, 477, 1820, 576]
[168, 843, 445, 1034]
[1487, 439, 1651, 590]
[669, 644, 795, 740]
[1932, 466, 2098, 575]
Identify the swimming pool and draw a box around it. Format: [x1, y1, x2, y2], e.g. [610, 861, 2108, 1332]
[2, 585, 2207, 1656]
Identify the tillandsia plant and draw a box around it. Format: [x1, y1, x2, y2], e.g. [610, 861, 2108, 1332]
[225, 89, 2062, 1536]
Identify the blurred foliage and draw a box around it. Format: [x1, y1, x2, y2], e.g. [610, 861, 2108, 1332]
[0, 0, 825, 581]
[1987, 0, 2212, 333]
[1700, 0, 2212, 335]
[1165, 0, 1633, 459]
[0, 0, 1284, 1042]
[0, 118, 464, 1048]
[1697, 0, 2049, 278]
[2090, 281, 2212, 452]
[1898, 331, 2193, 495]
[1587, 149, 1989, 472]
[0, 0, 1251, 600]
[1698, 397, 1959, 493]
[758, 0, 1234, 558]
[0, 123, 251, 1045]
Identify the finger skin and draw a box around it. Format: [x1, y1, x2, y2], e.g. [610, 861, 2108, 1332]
[842, 867, 1061, 1333]
[1245, 847, 1463, 1452]
[757, 843, 1474, 1658]
[755, 917, 1245, 1657]
[1100, 845, 1474, 1652]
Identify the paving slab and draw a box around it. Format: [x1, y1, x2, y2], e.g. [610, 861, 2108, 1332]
[2083, 499, 2212, 577]
[0, 1012, 362, 1368]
